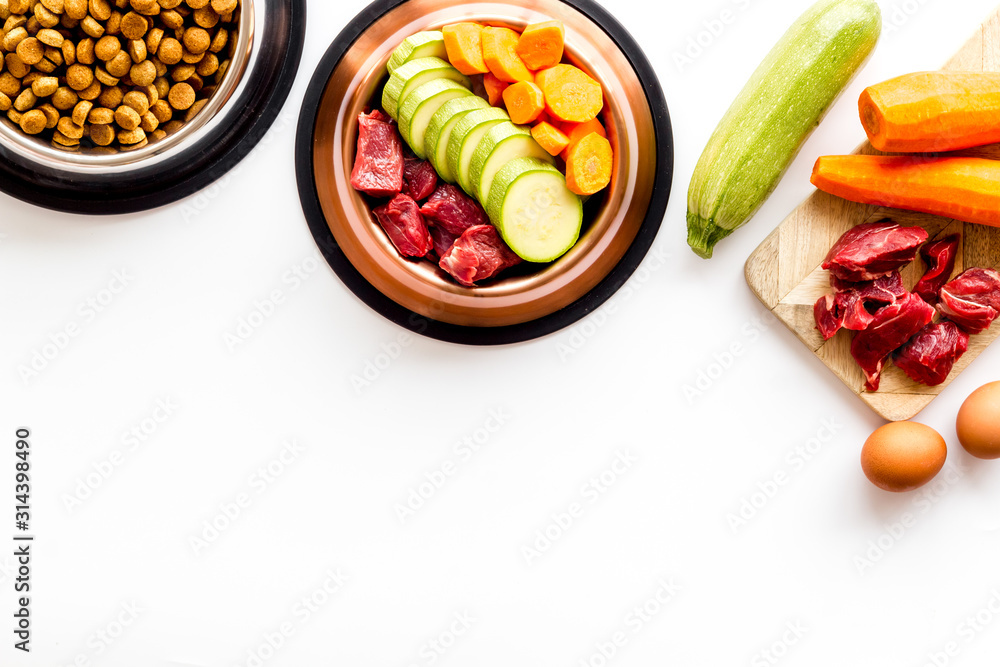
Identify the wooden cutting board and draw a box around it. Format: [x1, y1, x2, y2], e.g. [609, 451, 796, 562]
[745, 6, 1000, 422]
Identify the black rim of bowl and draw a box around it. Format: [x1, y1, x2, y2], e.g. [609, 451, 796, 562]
[0, 0, 306, 216]
[296, 0, 673, 346]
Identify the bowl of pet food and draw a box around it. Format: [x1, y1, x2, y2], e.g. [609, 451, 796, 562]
[0, 0, 306, 214]
[296, 0, 672, 345]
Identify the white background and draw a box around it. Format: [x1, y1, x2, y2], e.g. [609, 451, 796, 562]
[4, 0, 1000, 665]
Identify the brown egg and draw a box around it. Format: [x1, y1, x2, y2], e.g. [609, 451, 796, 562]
[957, 381, 1000, 459]
[861, 422, 948, 492]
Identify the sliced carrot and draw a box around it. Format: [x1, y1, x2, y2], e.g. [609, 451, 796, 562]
[559, 118, 606, 159]
[442, 23, 489, 75]
[535, 64, 603, 123]
[516, 20, 564, 70]
[483, 72, 508, 107]
[859, 72, 1000, 153]
[481, 26, 534, 84]
[531, 121, 570, 157]
[811, 155, 1000, 228]
[565, 132, 612, 195]
[502, 81, 545, 124]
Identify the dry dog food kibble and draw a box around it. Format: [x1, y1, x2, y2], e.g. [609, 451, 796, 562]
[0, 0, 240, 152]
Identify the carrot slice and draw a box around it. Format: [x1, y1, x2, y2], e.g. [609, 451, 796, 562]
[483, 72, 508, 106]
[565, 132, 612, 195]
[559, 118, 606, 159]
[516, 20, 564, 70]
[531, 121, 570, 157]
[502, 81, 545, 124]
[442, 23, 489, 75]
[859, 72, 1000, 152]
[481, 26, 534, 84]
[535, 64, 602, 123]
[811, 155, 1000, 228]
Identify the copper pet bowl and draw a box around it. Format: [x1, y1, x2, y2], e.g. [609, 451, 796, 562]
[296, 0, 672, 344]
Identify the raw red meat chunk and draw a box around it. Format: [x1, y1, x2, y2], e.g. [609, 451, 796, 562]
[351, 110, 404, 198]
[439, 225, 522, 286]
[372, 193, 433, 258]
[419, 183, 490, 235]
[822, 220, 928, 282]
[814, 273, 907, 340]
[914, 234, 960, 305]
[428, 225, 460, 260]
[938, 268, 1000, 334]
[402, 154, 438, 201]
[851, 292, 935, 392]
[894, 321, 969, 386]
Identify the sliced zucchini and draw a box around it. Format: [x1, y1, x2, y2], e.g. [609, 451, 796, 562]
[486, 157, 583, 263]
[468, 122, 555, 204]
[398, 80, 472, 158]
[382, 57, 469, 121]
[426, 95, 490, 183]
[387, 31, 447, 74]
[445, 106, 510, 195]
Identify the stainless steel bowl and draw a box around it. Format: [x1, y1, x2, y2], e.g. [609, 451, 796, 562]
[0, 0, 305, 213]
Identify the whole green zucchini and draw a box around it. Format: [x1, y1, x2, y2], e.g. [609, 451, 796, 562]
[687, 0, 881, 259]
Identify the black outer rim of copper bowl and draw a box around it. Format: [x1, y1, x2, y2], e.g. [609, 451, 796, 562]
[296, 0, 673, 346]
[0, 0, 306, 216]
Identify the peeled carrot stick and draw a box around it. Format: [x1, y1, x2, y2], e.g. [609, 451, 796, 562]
[859, 72, 1000, 153]
[502, 81, 545, 124]
[483, 72, 508, 106]
[516, 20, 564, 70]
[482, 26, 534, 83]
[565, 132, 613, 195]
[531, 121, 570, 156]
[535, 64, 602, 123]
[811, 155, 1000, 227]
[442, 23, 489, 75]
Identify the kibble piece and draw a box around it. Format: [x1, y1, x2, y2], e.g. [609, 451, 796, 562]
[127, 37, 146, 62]
[7, 108, 23, 124]
[71, 99, 92, 124]
[166, 80, 192, 109]
[41, 0, 65, 13]
[37, 28, 64, 48]
[117, 125, 144, 144]
[52, 129, 80, 146]
[5, 53, 30, 78]
[89, 122, 115, 145]
[170, 63, 194, 81]
[148, 98, 171, 123]
[181, 25, 208, 53]
[149, 127, 166, 141]
[105, 10, 122, 36]
[4, 14, 28, 32]
[208, 26, 227, 53]
[31, 76, 59, 96]
[194, 51, 217, 76]
[13, 88, 36, 111]
[97, 84, 122, 107]
[8, 0, 31, 13]
[193, 6, 217, 28]
[44, 46, 64, 67]
[140, 83, 158, 104]
[33, 5, 60, 29]
[0, 73, 21, 97]
[106, 49, 131, 76]
[34, 58, 59, 74]
[151, 57, 167, 77]
[89, 0, 112, 20]
[145, 26, 163, 53]
[114, 103, 140, 129]
[157, 36, 181, 64]
[18, 108, 47, 134]
[95, 35, 121, 60]
[95, 66, 119, 85]
[76, 37, 96, 64]
[0, 93, 11, 111]
[122, 89, 150, 114]
[210, 0, 235, 12]
[139, 108, 157, 131]
[77, 80, 101, 100]
[158, 9, 182, 29]
[16, 37, 44, 65]
[22, 73, 43, 88]
[88, 106, 113, 123]
[120, 11, 148, 39]
[183, 96, 205, 121]
[186, 0, 209, 8]
[129, 58, 155, 86]
[65, 0, 88, 19]
[131, 0, 157, 11]
[185, 72, 202, 92]
[51, 86, 78, 109]
[181, 48, 204, 64]
[81, 16, 104, 38]
[66, 63, 94, 90]
[158, 0, 182, 9]
[57, 116, 84, 138]
[3, 26, 28, 52]
[37, 103, 60, 127]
